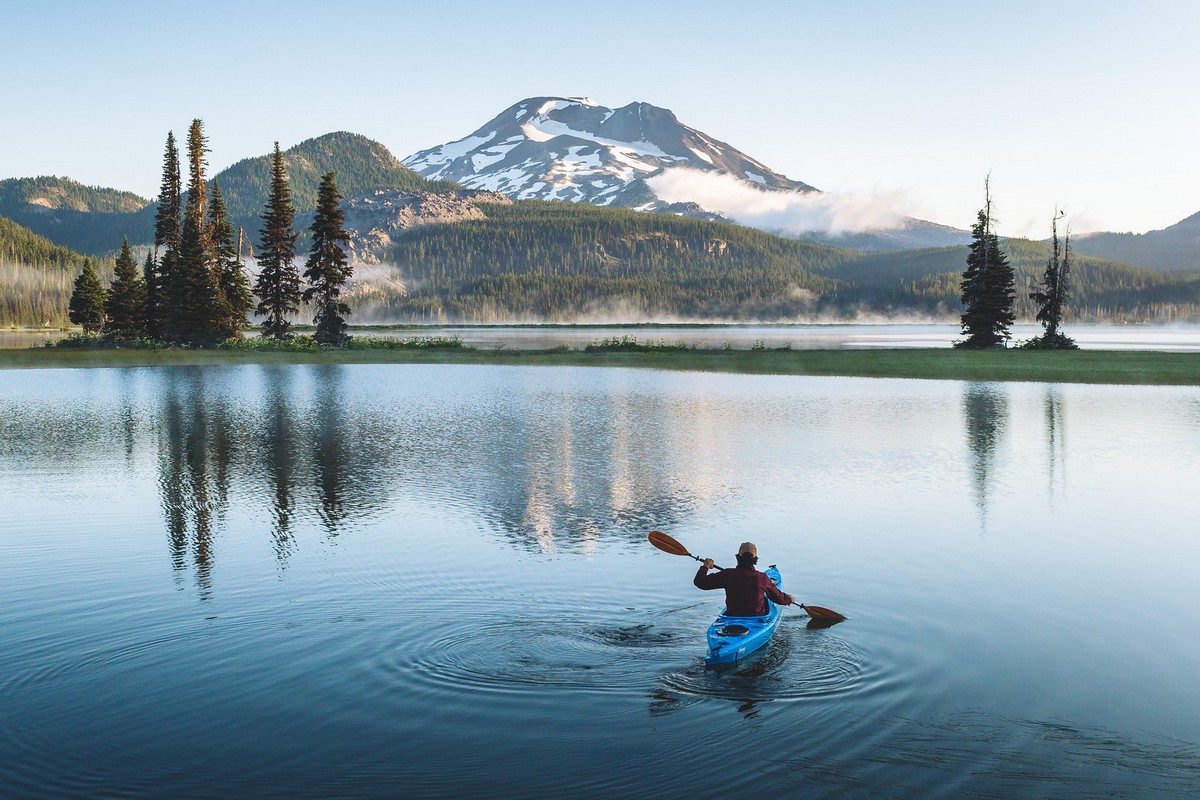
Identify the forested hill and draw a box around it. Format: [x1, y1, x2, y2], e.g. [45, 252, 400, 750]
[0, 177, 154, 256]
[0, 134, 457, 256]
[355, 200, 1200, 323]
[813, 238, 1200, 320]
[0, 215, 99, 327]
[0, 176, 148, 213]
[1071, 211, 1200, 272]
[0, 214, 90, 270]
[214, 132, 460, 240]
[372, 199, 859, 321]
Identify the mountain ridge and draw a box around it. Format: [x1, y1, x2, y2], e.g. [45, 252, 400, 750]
[402, 96, 814, 211]
[0, 107, 1194, 276]
[1073, 211, 1200, 272]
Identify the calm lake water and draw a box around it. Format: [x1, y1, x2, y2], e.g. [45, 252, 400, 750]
[2, 364, 1199, 798]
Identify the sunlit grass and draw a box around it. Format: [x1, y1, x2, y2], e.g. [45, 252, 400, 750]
[2, 340, 1198, 385]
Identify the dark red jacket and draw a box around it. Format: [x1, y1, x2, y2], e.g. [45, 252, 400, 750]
[694, 564, 790, 616]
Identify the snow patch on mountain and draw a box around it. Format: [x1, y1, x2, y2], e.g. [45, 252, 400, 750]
[402, 96, 814, 212]
[415, 132, 496, 173]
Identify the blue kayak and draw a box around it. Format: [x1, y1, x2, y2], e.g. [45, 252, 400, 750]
[704, 565, 783, 667]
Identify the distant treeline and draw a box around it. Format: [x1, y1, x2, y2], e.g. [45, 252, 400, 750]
[7, 186, 1200, 327]
[378, 200, 851, 320]
[371, 200, 1200, 322]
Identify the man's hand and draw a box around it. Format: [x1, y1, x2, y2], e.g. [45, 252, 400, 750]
[702, 558, 715, 571]
[783, 593, 795, 605]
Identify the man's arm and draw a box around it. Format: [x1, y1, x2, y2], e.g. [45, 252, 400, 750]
[694, 559, 724, 590]
[761, 575, 794, 605]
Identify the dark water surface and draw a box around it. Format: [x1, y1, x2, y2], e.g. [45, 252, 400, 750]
[2, 364, 1199, 798]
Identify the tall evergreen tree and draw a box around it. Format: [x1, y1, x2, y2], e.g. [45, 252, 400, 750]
[185, 119, 210, 241]
[956, 179, 1015, 349]
[157, 246, 183, 334]
[104, 237, 146, 336]
[1027, 210, 1077, 349]
[154, 131, 183, 254]
[209, 180, 252, 338]
[254, 142, 301, 339]
[150, 131, 183, 338]
[68, 258, 106, 333]
[163, 205, 225, 344]
[142, 250, 157, 335]
[303, 172, 353, 346]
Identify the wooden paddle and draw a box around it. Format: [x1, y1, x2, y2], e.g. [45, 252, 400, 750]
[647, 530, 846, 621]
[647, 529, 723, 569]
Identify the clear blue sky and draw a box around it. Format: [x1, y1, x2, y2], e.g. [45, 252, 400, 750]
[2, 0, 1196, 237]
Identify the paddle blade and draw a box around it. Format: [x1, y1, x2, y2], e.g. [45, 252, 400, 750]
[801, 604, 846, 622]
[647, 530, 691, 557]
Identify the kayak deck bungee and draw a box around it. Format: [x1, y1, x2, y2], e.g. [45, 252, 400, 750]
[704, 565, 783, 667]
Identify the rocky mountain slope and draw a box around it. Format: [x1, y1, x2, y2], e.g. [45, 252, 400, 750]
[295, 188, 511, 264]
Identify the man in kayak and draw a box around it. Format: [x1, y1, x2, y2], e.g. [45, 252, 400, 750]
[694, 541, 794, 616]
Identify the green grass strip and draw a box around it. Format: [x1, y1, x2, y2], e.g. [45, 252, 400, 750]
[2, 345, 1198, 385]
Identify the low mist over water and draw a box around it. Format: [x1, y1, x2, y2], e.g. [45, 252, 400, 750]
[9, 322, 1200, 351]
[2, 364, 1198, 797]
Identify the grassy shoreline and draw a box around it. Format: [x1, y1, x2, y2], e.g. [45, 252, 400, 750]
[2, 344, 1199, 385]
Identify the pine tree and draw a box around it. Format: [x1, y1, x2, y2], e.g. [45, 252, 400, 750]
[956, 179, 1015, 349]
[68, 258, 106, 333]
[104, 237, 146, 336]
[209, 180, 252, 338]
[163, 205, 224, 344]
[254, 142, 300, 339]
[157, 247, 180, 336]
[150, 131, 183, 338]
[303, 172, 353, 346]
[1026, 210, 1077, 349]
[185, 119, 210, 245]
[154, 131, 183, 254]
[142, 250, 157, 335]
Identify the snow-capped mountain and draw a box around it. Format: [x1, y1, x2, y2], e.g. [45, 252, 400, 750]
[402, 96, 816, 210]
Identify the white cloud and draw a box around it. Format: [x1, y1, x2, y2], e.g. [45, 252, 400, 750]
[644, 167, 910, 235]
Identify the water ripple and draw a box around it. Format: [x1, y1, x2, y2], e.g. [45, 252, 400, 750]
[650, 621, 869, 716]
[376, 610, 682, 698]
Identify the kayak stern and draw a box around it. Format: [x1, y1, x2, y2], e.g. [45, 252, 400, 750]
[703, 566, 783, 667]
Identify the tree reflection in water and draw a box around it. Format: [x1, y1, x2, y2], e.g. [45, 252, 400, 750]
[261, 366, 296, 562]
[962, 383, 1009, 533]
[1044, 386, 1066, 501]
[311, 364, 349, 535]
[148, 364, 717, 595]
[158, 368, 229, 599]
